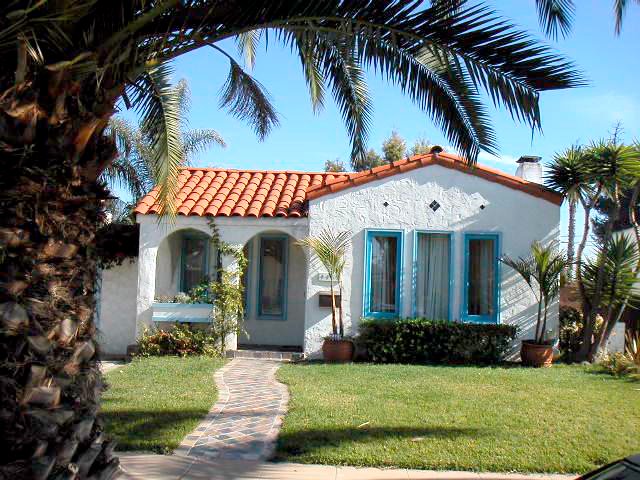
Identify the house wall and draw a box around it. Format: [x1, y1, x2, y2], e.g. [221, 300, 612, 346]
[305, 164, 560, 357]
[97, 259, 138, 357]
[135, 215, 309, 348]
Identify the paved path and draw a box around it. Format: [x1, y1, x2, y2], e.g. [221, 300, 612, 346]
[176, 358, 288, 462]
[119, 454, 577, 480]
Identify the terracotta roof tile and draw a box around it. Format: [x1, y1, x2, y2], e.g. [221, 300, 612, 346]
[134, 154, 562, 218]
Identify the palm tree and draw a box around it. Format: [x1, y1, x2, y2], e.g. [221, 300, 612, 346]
[535, 0, 639, 38]
[103, 77, 225, 202]
[297, 230, 351, 338]
[502, 242, 568, 345]
[545, 145, 589, 279]
[0, 1, 582, 477]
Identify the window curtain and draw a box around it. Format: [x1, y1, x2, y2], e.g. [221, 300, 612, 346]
[370, 236, 398, 313]
[416, 234, 450, 320]
[468, 238, 495, 316]
[182, 237, 207, 293]
[260, 238, 285, 316]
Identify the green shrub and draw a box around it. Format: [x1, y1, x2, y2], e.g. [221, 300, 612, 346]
[559, 306, 584, 360]
[137, 323, 221, 357]
[357, 318, 517, 364]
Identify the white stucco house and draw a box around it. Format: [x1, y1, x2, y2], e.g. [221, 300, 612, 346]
[96, 150, 562, 358]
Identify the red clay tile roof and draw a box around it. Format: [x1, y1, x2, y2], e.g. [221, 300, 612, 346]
[134, 153, 562, 217]
[134, 168, 350, 217]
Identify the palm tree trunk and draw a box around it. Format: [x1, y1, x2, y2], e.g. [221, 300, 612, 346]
[0, 75, 120, 479]
[329, 279, 338, 336]
[567, 200, 577, 279]
[338, 283, 344, 338]
[535, 295, 543, 343]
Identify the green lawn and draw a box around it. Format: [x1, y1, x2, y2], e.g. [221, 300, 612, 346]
[276, 363, 640, 474]
[100, 356, 224, 453]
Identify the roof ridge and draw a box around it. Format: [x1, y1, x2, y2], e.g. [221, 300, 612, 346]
[181, 166, 352, 176]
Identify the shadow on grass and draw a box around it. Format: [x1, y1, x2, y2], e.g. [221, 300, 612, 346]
[100, 409, 209, 453]
[274, 425, 486, 460]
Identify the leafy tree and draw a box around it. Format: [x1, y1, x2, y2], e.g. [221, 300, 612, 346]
[104, 79, 225, 202]
[324, 159, 347, 173]
[352, 149, 386, 171]
[0, 1, 582, 477]
[410, 138, 433, 156]
[382, 130, 407, 163]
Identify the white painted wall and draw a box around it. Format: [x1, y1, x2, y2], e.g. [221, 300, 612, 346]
[304, 164, 560, 357]
[97, 259, 138, 357]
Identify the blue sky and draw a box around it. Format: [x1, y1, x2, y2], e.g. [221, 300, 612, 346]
[119, 2, 640, 251]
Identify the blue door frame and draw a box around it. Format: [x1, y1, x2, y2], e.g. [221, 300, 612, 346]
[363, 229, 404, 319]
[257, 234, 289, 320]
[462, 232, 501, 324]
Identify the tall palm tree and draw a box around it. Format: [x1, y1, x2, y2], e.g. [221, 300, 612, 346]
[297, 230, 351, 338]
[0, 1, 582, 477]
[103, 76, 225, 202]
[545, 145, 589, 279]
[535, 0, 639, 38]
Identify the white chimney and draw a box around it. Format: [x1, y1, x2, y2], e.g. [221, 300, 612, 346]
[515, 155, 542, 183]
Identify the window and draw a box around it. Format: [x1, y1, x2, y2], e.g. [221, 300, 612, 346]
[241, 242, 251, 315]
[463, 233, 500, 323]
[258, 236, 288, 319]
[414, 232, 451, 320]
[181, 235, 209, 293]
[364, 231, 403, 318]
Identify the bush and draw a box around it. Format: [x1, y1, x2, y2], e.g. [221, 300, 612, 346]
[357, 318, 517, 365]
[137, 323, 221, 357]
[559, 306, 584, 360]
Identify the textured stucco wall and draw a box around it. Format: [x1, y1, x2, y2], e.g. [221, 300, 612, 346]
[135, 215, 309, 347]
[97, 259, 138, 356]
[304, 163, 560, 357]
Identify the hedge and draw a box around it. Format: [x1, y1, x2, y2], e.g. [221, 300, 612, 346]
[357, 318, 518, 364]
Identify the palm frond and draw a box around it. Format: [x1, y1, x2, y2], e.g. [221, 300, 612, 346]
[545, 145, 591, 203]
[218, 55, 279, 141]
[535, 0, 575, 39]
[236, 30, 262, 70]
[183, 128, 226, 164]
[290, 30, 326, 113]
[128, 61, 184, 215]
[614, 0, 640, 34]
[297, 229, 351, 280]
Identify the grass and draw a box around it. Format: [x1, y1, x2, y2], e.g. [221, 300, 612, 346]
[100, 356, 224, 453]
[276, 363, 640, 474]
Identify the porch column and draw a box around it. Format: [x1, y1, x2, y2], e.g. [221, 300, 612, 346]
[219, 247, 241, 351]
[135, 221, 159, 340]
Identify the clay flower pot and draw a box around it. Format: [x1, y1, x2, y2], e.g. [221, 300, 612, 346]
[322, 338, 354, 363]
[521, 340, 554, 367]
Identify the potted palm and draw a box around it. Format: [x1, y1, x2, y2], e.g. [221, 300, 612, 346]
[502, 241, 568, 367]
[298, 229, 352, 362]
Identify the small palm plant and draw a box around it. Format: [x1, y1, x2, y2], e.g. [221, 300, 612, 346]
[297, 230, 351, 338]
[502, 242, 568, 345]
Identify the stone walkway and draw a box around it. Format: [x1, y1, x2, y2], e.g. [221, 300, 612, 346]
[176, 358, 288, 462]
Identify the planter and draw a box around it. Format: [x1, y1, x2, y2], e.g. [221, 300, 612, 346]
[521, 340, 554, 367]
[322, 338, 354, 363]
[151, 302, 212, 324]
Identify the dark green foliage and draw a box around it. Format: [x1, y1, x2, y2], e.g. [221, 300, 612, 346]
[95, 223, 139, 269]
[558, 306, 584, 360]
[137, 324, 221, 357]
[357, 318, 517, 364]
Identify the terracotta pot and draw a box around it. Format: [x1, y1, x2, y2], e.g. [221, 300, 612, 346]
[521, 340, 554, 367]
[322, 339, 354, 363]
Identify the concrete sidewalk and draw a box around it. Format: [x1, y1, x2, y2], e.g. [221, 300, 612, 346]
[118, 454, 576, 480]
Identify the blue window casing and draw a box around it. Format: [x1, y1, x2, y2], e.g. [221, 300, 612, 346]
[412, 230, 454, 321]
[241, 239, 252, 317]
[462, 232, 501, 324]
[363, 229, 404, 319]
[180, 233, 210, 293]
[257, 234, 288, 321]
